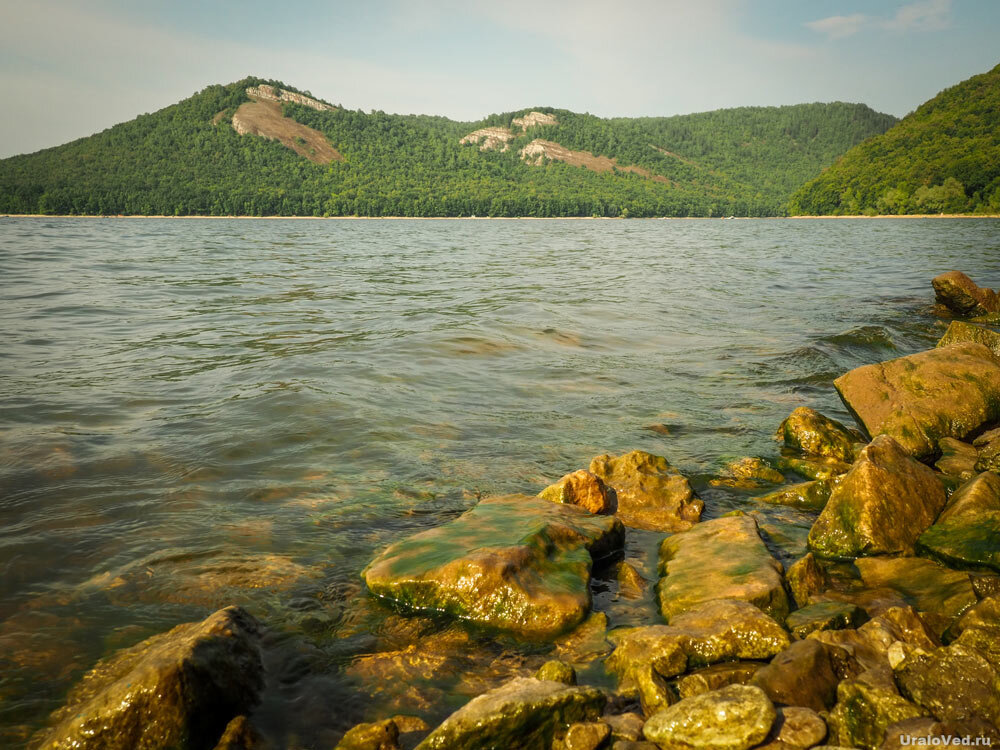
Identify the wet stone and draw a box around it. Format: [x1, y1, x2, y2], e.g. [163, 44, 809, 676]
[711, 457, 785, 488]
[616, 561, 647, 600]
[786, 553, 829, 608]
[603, 712, 644, 743]
[934, 437, 979, 481]
[363, 494, 624, 638]
[589, 450, 703, 532]
[807, 436, 947, 559]
[786, 600, 867, 639]
[776, 455, 852, 481]
[642, 684, 776, 750]
[827, 675, 928, 750]
[975, 428, 1000, 473]
[751, 639, 850, 713]
[675, 662, 762, 700]
[336, 719, 400, 750]
[895, 642, 1000, 728]
[657, 515, 790, 623]
[536, 660, 577, 685]
[833, 342, 1000, 459]
[561, 721, 611, 750]
[539, 470, 614, 514]
[777, 406, 861, 463]
[756, 478, 836, 511]
[937, 319, 1000, 356]
[932, 270, 1000, 317]
[756, 706, 827, 750]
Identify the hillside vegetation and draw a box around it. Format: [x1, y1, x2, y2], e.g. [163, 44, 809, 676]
[789, 63, 1000, 215]
[0, 77, 896, 217]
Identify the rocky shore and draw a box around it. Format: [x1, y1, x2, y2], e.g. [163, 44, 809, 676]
[32, 271, 1000, 749]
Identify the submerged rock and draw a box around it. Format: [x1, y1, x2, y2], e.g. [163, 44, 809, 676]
[363, 495, 624, 638]
[750, 639, 851, 712]
[415, 676, 605, 750]
[39, 606, 263, 750]
[932, 270, 1000, 317]
[807, 436, 946, 559]
[756, 478, 836, 510]
[935, 437, 980, 481]
[712, 457, 785, 488]
[642, 684, 776, 750]
[776, 406, 861, 463]
[657, 516, 789, 622]
[786, 601, 867, 639]
[589, 450, 703, 532]
[854, 557, 976, 636]
[536, 660, 577, 685]
[775, 455, 851, 481]
[336, 719, 400, 750]
[937, 319, 1000, 356]
[539, 470, 614, 514]
[833, 342, 1000, 458]
[615, 561, 648, 600]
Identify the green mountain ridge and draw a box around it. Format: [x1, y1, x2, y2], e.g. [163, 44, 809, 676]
[789, 62, 1000, 215]
[0, 76, 898, 217]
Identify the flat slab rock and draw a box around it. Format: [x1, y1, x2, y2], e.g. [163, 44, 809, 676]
[807, 435, 946, 559]
[657, 515, 790, 622]
[415, 676, 605, 750]
[937, 319, 1000, 356]
[363, 494, 624, 638]
[38, 606, 263, 750]
[642, 684, 776, 750]
[834, 341, 1000, 458]
[589, 450, 703, 532]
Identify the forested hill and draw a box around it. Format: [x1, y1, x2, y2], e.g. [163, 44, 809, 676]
[789, 63, 1000, 216]
[0, 77, 896, 217]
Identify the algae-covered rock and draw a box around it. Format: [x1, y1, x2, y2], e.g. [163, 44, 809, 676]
[536, 660, 577, 685]
[675, 662, 762, 700]
[757, 706, 827, 750]
[786, 601, 867, 640]
[642, 684, 776, 750]
[975, 428, 1000, 473]
[895, 643, 1000, 728]
[937, 320, 1000, 356]
[932, 270, 1000, 317]
[833, 342, 1000, 458]
[589, 450, 703, 532]
[952, 595, 1000, 666]
[786, 553, 829, 608]
[935, 437, 979, 481]
[939, 471, 1000, 523]
[363, 495, 624, 638]
[39, 606, 263, 750]
[606, 600, 789, 709]
[561, 721, 611, 750]
[827, 676, 928, 750]
[807, 436, 946, 559]
[415, 676, 605, 750]
[808, 606, 938, 676]
[917, 511, 1000, 574]
[776, 455, 852, 481]
[881, 717, 1000, 750]
[616, 561, 647, 600]
[756, 478, 836, 511]
[540, 470, 614, 514]
[712, 457, 785, 488]
[657, 516, 789, 622]
[777, 407, 861, 463]
[336, 719, 400, 750]
[854, 557, 976, 635]
[750, 639, 850, 712]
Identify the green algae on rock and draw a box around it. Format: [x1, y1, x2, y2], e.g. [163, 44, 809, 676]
[975, 428, 1000, 472]
[895, 642, 1000, 729]
[711, 456, 785, 488]
[589, 450, 703, 532]
[335, 718, 400, 750]
[833, 341, 1000, 458]
[786, 600, 867, 639]
[755, 478, 836, 511]
[363, 494, 624, 638]
[807, 435, 946, 559]
[642, 684, 776, 750]
[776, 406, 862, 463]
[415, 676, 605, 750]
[535, 660, 577, 685]
[937, 319, 1000, 356]
[657, 516, 789, 622]
[38, 606, 263, 750]
[539, 470, 614, 514]
[827, 674, 928, 750]
[775, 455, 852, 481]
[932, 270, 1000, 317]
[917, 511, 1000, 574]
[938, 471, 1000, 523]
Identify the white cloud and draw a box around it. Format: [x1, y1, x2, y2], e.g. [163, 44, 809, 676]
[806, 0, 953, 39]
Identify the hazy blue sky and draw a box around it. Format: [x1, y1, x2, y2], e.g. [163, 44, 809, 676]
[1, 0, 998, 157]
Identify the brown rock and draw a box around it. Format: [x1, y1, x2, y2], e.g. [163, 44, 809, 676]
[676, 662, 762, 700]
[536, 660, 577, 685]
[807, 436, 947, 558]
[777, 407, 862, 462]
[658, 516, 790, 622]
[616, 561, 647, 600]
[939, 471, 1000, 523]
[642, 685, 776, 750]
[881, 717, 1000, 749]
[540, 470, 614, 514]
[833, 342, 1000, 458]
[809, 606, 939, 675]
[895, 642, 1000, 728]
[751, 639, 850, 712]
[935, 437, 979, 481]
[975, 428, 1000, 472]
[827, 674, 928, 750]
[336, 719, 400, 750]
[757, 706, 828, 750]
[786, 553, 829, 608]
[932, 271, 1000, 316]
[214, 716, 267, 750]
[603, 712, 645, 743]
[589, 450, 703, 531]
[563, 721, 611, 750]
[937, 320, 1000, 356]
[786, 601, 867, 640]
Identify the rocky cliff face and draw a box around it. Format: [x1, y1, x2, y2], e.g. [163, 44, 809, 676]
[245, 84, 336, 112]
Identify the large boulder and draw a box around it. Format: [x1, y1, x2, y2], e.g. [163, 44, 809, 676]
[932, 271, 1000, 317]
[750, 639, 851, 712]
[917, 472, 1000, 574]
[776, 406, 862, 463]
[895, 642, 1000, 729]
[642, 685, 776, 750]
[833, 342, 1000, 458]
[826, 673, 928, 750]
[38, 606, 263, 750]
[854, 557, 977, 636]
[937, 320, 1000, 356]
[807, 436, 947, 558]
[363, 495, 624, 638]
[539, 470, 614, 514]
[808, 606, 939, 676]
[589, 450, 703, 532]
[657, 516, 789, 622]
[415, 677, 605, 750]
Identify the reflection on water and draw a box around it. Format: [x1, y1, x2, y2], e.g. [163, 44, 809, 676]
[1, 217, 999, 746]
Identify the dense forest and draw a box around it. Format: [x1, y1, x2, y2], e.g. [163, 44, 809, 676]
[789, 63, 1000, 215]
[0, 76, 897, 217]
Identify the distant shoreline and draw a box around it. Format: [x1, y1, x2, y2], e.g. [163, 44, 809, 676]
[2, 213, 998, 220]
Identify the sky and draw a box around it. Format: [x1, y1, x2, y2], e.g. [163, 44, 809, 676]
[0, 0, 998, 158]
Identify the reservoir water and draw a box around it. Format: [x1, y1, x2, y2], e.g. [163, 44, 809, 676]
[1, 217, 998, 746]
